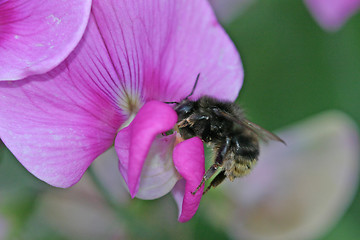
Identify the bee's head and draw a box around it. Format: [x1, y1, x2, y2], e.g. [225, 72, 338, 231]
[174, 99, 195, 120]
[164, 73, 200, 120]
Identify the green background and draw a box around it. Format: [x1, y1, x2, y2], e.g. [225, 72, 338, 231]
[232, 1, 360, 240]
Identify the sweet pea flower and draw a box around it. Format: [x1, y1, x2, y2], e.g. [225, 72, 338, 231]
[0, 0, 92, 80]
[205, 111, 359, 240]
[0, 0, 243, 222]
[304, 0, 360, 31]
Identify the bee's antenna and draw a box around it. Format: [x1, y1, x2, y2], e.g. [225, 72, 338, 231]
[164, 101, 179, 104]
[164, 73, 200, 104]
[185, 73, 200, 100]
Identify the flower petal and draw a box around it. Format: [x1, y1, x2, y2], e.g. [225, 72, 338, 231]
[0, 0, 92, 80]
[89, 0, 243, 103]
[304, 0, 360, 31]
[172, 137, 205, 222]
[116, 132, 180, 200]
[222, 111, 359, 240]
[171, 179, 186, 219]
[0, 70, 124, 188]
[115, 101, 178, 198]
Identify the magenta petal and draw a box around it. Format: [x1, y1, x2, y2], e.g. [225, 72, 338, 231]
[115, 101, 178, 198]
[304, 0, 360, 31]
[88, 0, 243, 103]
[0, 0, 92, 80]
[172, 137, 205, 222]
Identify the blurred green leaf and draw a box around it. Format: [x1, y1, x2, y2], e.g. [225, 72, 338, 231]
[224, 0, 360, 239]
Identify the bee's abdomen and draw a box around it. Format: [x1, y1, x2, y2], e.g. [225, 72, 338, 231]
[231, 134, 259, 161]
[224, 159, 256, 181]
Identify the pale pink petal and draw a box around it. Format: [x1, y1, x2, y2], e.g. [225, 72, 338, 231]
[171, 179, 186, 219]
[304, 0, 360, 31]
[135, 134, 180, 200]
[221, 111, 359, 240]
[0, 0, 92, 80]
[172, 137, 205, 222]
[115, 101, 178, 198]
[116, 132, 180, 200]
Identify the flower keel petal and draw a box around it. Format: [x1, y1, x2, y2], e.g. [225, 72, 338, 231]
[115, 101, 178, 198]
[172, 137, 205, 222]
[117, 131, 180, 200]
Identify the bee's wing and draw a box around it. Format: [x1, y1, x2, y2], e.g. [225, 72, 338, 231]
[213, 108, 286, 145]
[240, 119, 286, 145]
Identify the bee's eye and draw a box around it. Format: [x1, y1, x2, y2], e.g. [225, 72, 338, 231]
[175, 101, 194, 119]
[178, 104, 192, 113]
[210, 106, 219, 113]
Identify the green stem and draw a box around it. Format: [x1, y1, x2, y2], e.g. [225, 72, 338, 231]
[87, 166, 154, 238]
[87, 166, 119, 211]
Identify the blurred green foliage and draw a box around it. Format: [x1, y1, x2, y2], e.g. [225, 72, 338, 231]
[0, 0, 359, 239]
[231, 0, 360, 128]
[229, 0, 360, 239]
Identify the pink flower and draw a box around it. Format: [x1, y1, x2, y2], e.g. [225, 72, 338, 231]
[0, 0, 243, 221]
[0, 0, 92, 80]
[304, 0, 360, 31]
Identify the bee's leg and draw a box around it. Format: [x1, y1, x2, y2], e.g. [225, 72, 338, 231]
[203, 171, 226, 195]
[191, 163, 221, 195]
[188, 114, 209, 123]
[191, 137, 231, 195]
[215, 137, 231, 165]
[178, 119, 190, 128]
[178, 114, 209, 128]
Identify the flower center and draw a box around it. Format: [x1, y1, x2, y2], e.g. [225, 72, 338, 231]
[117, 113, 136, 133]
[126, 96, 141, 114]
[116, 90, 143, 133]
[118, 90, 142, 116]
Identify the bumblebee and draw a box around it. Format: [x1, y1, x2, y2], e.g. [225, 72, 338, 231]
[169, 74, 285, 194]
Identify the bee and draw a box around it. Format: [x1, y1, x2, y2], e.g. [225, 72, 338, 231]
[167, 74, 285, 195]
